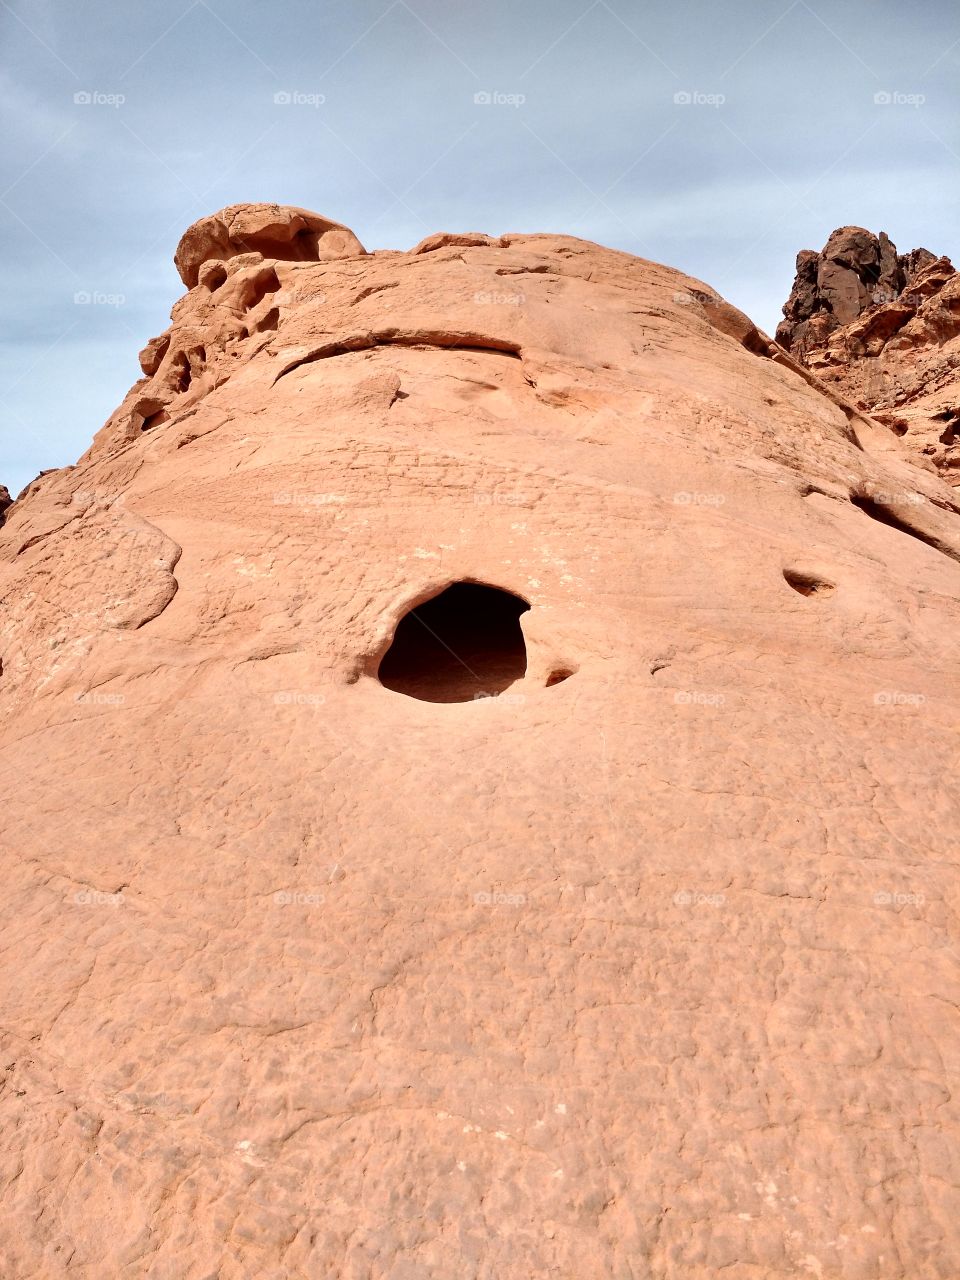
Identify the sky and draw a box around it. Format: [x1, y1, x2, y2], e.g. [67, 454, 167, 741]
[2, 0, 958, 499]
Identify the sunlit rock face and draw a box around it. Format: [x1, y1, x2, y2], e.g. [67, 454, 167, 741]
[1, 206, 959, 1279]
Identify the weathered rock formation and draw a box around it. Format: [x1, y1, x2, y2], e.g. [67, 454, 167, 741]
[778, 227, 960, 482]
[2, 207, 960, 1278]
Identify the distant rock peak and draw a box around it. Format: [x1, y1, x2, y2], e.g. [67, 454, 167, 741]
[777, 226, 944, 353]
[778, 227, 959, 483]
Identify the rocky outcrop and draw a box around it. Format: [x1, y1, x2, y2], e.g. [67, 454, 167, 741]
[173, 202, 366, 288]
[778, 227, 960, 482]
[0, 485, 11, 528]
[2, 208, 960, 1278]
[777, 226, 938, 355]
[92, 204, 366, 445]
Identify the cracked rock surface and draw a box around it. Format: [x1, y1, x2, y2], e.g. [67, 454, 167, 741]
[1, 206, 960, 1278]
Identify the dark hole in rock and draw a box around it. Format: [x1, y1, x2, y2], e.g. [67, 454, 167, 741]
[546, 666, 576, 686]
[783, 568, 835, 597]
[171, 353, 191, 393]
[140, 409, 169, 432]
[204, 264, 228, 292]
[252, 228, 320, 263]
[378, 582, 530, 703]
[240, 267, 280, 314]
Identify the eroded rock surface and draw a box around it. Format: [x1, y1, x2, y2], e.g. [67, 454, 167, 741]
[173, 202, 366, 288]
[778, 227, 960, 483]
[2, 209, 959, 1279]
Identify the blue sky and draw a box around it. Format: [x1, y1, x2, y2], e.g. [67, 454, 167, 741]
[2, 0, 958, 498]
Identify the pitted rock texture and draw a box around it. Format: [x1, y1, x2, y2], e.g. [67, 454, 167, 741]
[778, 227, 960, 484]
[2, 208, 960, 1279]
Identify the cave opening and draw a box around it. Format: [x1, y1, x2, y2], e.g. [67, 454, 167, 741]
[377, 582, 531, 703]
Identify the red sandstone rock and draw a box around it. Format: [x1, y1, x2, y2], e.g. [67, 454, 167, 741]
[173, 202, 366, 288]
[2, 209, 960, 1278]
[779, 228, 960, 483]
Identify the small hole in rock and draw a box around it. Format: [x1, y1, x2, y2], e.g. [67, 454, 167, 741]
[378, 582, 530, 703]
[140, 410, 169, 432]
[203, 264, 228, 292]
[171, 353, 191, 394]
[546, 667, 575, 687]
[783, 568, 835, 597]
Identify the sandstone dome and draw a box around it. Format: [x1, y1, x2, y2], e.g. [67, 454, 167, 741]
[1, 206, 959, 1278]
